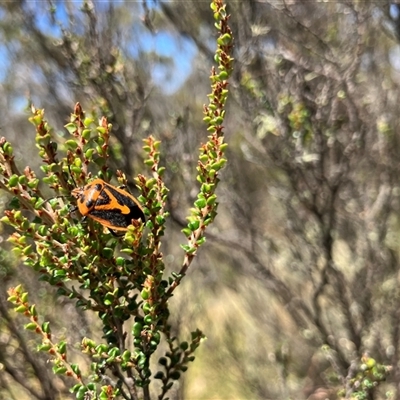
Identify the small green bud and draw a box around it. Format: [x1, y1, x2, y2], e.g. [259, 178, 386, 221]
[219, 70, 229, 80]
[2, 142, 14, 156]
[8, 175, 19, 188]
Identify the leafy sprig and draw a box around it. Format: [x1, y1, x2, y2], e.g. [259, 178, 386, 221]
[2, 1, 233, 399]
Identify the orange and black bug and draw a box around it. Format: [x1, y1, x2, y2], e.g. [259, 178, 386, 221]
[70, 179, 145, 234]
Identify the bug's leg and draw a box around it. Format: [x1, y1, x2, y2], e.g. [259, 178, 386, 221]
[37, 195, 68, 209]
[108, 228, 124, 237]
[69, 205, 78, 214]
[68, 206, 86, 223]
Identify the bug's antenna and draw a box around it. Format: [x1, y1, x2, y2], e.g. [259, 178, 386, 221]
[67, 163, 78, 188]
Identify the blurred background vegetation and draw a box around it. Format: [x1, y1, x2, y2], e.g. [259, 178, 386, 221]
[1, 1, 400, 399]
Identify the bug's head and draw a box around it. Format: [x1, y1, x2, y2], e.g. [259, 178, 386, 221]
[71, 187, 84, 200]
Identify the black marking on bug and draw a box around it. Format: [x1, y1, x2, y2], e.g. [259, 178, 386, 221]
[91, 209, 130, 229]
[94, 188, 111, 207]
[72, 179, 145, 232]
[106, 185, 144, 220]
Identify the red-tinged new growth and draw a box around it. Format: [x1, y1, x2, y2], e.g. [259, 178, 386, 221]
[170, 0, 234, 297]
[2, 1, 232, 399]
[7, 286, 84, 383]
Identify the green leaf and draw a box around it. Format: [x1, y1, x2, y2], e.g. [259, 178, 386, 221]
[53, 270, 66, 278]
[70, 383, 83, 394]
[65, 140, 78, 150]
[18, 175, 28, 185]
[42, 321, 51, 334]
[99, 391, 109, 400]
[103, 293, 114, 306]
[180, 244, 191, 252]
[70, 364, 80, 376]
[146, 178, 157, 189]
[196, 236, 206, 246]
[58, 341, 67, 354]
[158, 166, 166, 176]
[64, 123, 77, 134]
[194, 198, 207, 209]
[84, 148, 95, 159]
[181, 228, 192, 237]
[122, 350, 131, 362]
[83, 118, 94, 127]
[101, 247, 114, 259]
[76, 385, 88, 400]
[141, 289, 150, 300]
[29, 304, 37, 317]
[185, 246, 197, 254]
[8, 174, 19, 188]
[170, 371, 181, 380]
[154, 371, 164, 380]
[15, 305, 27, 313]
[24, 323, 37, 331]
[219, 70, 229, 81]
[53, 366, 67, 375]
[220, 33, 232, 45]
[188, 220, 200, 231]
[116, 257, 125, 266]
[206, 195, 217, 206]
[37, 343, 52, 352]
[180, 341, 189, 351]
[82, 129, 91, 140]
[9, 197, 20, 209]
